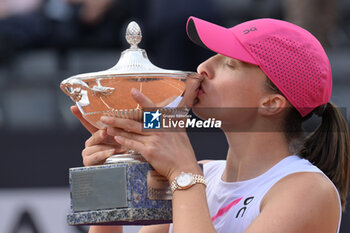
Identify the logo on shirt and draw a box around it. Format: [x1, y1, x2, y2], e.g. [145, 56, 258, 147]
[236, 196, 254, 218]
[211, 196, 255, 222]
[211, 197, 243, 222]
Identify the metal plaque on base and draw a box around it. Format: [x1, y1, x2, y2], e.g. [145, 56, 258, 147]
[68, 162, 172, 225]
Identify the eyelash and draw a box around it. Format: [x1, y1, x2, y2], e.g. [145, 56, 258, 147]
[226, 60, 235, 68]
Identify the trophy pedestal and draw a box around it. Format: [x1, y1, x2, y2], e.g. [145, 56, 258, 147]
[67, 162, 172, 225]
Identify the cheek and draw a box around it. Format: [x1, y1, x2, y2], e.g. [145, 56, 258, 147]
[194, 104, 258, 125]
[216, 82, 254, 108]
[227, 76, 265, 108]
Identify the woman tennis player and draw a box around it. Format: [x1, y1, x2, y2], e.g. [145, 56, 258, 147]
[72, 16, 350, 233]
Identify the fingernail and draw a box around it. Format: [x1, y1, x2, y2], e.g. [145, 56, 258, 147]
[102, 129, 109, 137]
[107, 149, 115, 154]
[100, 116, 109, 122]
[100, 130, 105, 137]
[115, 136, 123, 143]
[131, 88, 139, 96]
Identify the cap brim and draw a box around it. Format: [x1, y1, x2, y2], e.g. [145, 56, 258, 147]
[186, 17, 257, 65]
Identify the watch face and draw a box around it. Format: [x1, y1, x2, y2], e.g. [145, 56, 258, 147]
[177, 173, 193, 188]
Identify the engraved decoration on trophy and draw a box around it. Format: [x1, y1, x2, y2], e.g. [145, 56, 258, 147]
[60, 21, 201, 226]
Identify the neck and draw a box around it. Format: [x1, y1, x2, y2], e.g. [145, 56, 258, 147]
[222, 131, 291, 182]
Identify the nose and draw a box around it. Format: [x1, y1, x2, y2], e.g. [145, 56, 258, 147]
[197, 56, 215, 80]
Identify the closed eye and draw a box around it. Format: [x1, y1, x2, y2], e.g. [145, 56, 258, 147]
[225, 59, 237, 68]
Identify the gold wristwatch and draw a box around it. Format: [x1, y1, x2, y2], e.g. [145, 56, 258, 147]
[170, 172, 206, 192]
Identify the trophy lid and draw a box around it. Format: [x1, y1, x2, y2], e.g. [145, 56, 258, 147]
[71, 21, 188, 80]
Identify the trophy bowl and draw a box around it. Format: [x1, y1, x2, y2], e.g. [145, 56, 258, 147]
[61, 73, 192, 129]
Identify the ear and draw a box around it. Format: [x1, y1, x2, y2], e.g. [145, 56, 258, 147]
[258, 94, 288, 116]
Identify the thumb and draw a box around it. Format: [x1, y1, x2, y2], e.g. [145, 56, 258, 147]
[131, 88, 156, 108]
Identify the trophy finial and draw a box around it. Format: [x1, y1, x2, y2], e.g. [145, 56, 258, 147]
[126, 21, 142, 49]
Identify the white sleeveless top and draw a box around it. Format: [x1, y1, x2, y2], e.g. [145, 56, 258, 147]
[169, 155, 341, 233]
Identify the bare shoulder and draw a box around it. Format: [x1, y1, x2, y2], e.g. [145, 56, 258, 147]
[256, 172, 340, 233]
[263, 172, 339, 208]
[198, 160, 214, 165]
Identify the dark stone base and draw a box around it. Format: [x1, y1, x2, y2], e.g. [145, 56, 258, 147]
[67, 207, 172, 225]
[68, 162, 172, 225]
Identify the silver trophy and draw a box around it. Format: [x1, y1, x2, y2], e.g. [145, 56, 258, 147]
[60, 21, 200, 225]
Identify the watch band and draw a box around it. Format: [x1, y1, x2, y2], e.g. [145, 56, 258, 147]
[170, 173, 207, 193]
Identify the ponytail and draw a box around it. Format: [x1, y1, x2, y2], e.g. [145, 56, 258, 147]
[298, 102, 350, 211]
[266, 78, 350, 210]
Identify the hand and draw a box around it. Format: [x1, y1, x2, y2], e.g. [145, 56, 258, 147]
[73, 73, 203, 171]
[71, 105, 127, 166]
[101, 86, 203, 181]
[177, 73, 203, 108]
[82, 129, 127, 166]
[70, 87, 161, 166]
[101, 116, 202, 181]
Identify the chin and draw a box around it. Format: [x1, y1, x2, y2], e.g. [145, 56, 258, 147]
[192, 105, 217, 121]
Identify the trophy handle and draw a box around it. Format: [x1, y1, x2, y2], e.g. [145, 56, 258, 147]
[60, 78, 90, 102]
[91, 79, 115, 97]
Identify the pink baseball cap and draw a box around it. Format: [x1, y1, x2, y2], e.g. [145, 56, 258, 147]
[186, 16, 332, 117]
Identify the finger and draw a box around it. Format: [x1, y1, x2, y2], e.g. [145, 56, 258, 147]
[102, 135, 124, 146]
[71, 105, 98, 134]
[131, 88, 156, 108]
[100, 116, 147, 135]
[83, 144, 127, 159]
[82, 144, 115, 158]
[83, 149, 115, 166]
[114, 136, 145, 155]
[114, 146, 128, 154]
[178, 76, 202, 108]
[85, 129, 108, 147]
[106, 127, 145, 142]
[188, 72, 204, 81]
[156, 96, 178, 107]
